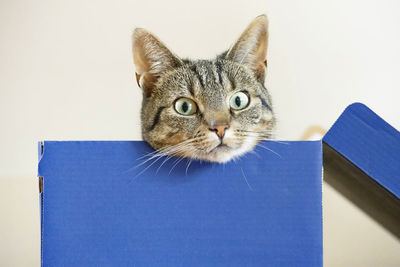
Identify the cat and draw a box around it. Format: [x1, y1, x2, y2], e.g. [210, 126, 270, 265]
[132, 15, 275, 163]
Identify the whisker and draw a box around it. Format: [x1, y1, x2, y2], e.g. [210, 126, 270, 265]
[133, 143, 192, 178]
[248, 149, 261, 159]
[255, 143, 282, 158]
[271, 140, 289, 145]
[156, 154, 174, 174]
[185, 159, 192, 175]
[131, 154, 167, 180]
[125, 136, 204, 180]
[240, 167, 253, 191]
[169, 157, 185, 175]
[133, 137, 204, 169]
[136, 148, 162, 160]
[153, 144, 197, 174]
[234, 130, 289, 145]
[252, 137, 289, 145]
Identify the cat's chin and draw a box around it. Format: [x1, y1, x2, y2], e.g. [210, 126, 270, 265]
[196, 141, 257, 163]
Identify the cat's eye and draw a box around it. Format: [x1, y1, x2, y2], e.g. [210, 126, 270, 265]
[174, 98, 197, 116]
[229, 91, 250, 110]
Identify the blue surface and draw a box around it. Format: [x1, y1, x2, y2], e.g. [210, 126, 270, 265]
[38, 141, 322, 267]
[323, 103, 400, 199]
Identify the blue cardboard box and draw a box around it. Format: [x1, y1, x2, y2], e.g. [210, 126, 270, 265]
[323, 103, 400, 238]
[37, 103, 400, 266]
[38, 141, 323, 266]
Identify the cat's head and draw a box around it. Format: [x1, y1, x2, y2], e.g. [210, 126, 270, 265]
[132, 15, 275, 163]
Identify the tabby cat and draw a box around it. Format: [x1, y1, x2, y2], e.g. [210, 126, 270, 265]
[132, 15, 275, 163]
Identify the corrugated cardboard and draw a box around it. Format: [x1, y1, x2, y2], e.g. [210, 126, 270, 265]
[38, 141, 323, 266]
[323, 103, 400, 238]
[39, 102, 400, 266]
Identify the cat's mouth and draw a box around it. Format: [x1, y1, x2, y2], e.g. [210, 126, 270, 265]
[208, 143, 231, 153]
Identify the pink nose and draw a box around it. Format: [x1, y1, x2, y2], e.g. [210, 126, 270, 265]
[209, 125, 229, 138]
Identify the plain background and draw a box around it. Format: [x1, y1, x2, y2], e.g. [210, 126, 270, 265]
[1, 0, 400, 266]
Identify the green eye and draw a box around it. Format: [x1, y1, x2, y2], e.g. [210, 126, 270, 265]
[229, 91, 249, 110]
[174, 98, 197, 115]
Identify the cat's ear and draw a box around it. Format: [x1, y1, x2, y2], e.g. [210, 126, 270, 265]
[132, 28, 182, 96]
[226, 15, 269, 80]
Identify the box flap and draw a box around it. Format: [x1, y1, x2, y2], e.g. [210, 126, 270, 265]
[38, 141, 322, 266]
[323, 103, 400, 239]
[323, 102, 400, 198]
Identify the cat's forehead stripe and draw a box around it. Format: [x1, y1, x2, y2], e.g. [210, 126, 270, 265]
[185, 72, 195, 97]
[214, 60, 223, 86]
[189, 64, 205, 89]
[226, 69, 236, 91]
[190, 60, 222, 90]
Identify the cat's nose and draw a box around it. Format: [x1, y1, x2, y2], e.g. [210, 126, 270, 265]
[209, 125, 229, 139]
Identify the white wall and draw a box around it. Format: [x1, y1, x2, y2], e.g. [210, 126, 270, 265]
[1, 0, 399, 178]
[1, 0, 399, 266]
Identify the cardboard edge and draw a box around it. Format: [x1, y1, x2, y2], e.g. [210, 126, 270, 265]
[317, 140, 324, 267]
[37, 141, 45, 267]
[322, 102, 363, 137]
[323, 102, 400, 199]
[343, 102, 366, 113]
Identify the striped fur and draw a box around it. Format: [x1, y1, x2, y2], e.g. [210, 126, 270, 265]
[132, 15, 275, 163]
